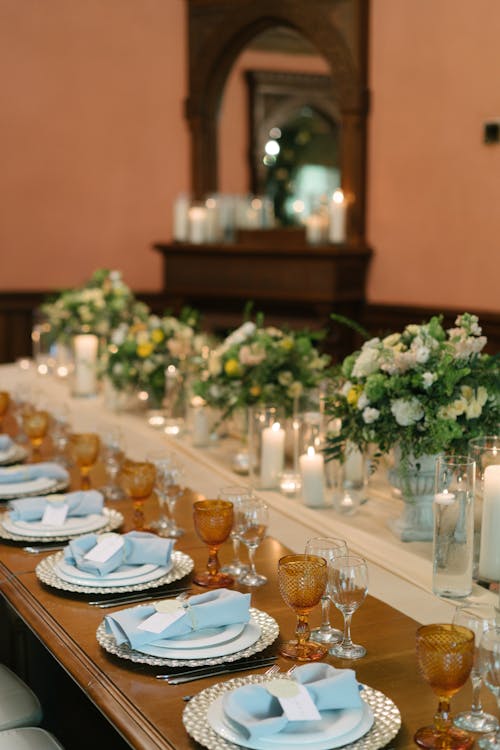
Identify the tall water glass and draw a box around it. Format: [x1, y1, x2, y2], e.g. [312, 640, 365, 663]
[304, 536, 347, 643]
[478, 626, 500, 750]
[433, 456, 475, 599]
[469, 436, 500, 582]
[218, 486, 250, 577]
[453, 604, 498, 733]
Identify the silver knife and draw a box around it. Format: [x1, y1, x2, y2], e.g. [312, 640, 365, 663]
[88, 587, 190, 608]
[157, 657, 277, 684]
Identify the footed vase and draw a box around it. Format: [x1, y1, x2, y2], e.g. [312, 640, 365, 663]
[388, 452, 439, 542]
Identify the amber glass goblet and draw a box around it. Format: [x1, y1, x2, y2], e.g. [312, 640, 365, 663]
[0, 391, 10, 429]
[415, 624, 475, 750]
[23, 408, 49, 459]
[278, 553, 328, 662]
[120, 460, 156, 531]
[193, 499, 234, 587]
[69, 432, 100, 490]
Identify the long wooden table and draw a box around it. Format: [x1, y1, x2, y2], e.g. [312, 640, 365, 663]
[0, 368, 497, 749]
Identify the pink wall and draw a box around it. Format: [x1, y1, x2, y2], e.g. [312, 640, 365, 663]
[1, 1, 499, 315]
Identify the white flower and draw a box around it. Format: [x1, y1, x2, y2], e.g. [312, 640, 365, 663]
[224, 321, 256, 347]
[422, 371, 437, 389]
[362, 407, 380, 424]
[208, 352, 222, 376]
[341, 381, 353, 397]
[288, 381, 304, 399]
[414, 345, 430, 364]
[357, 392, 369, 410]
[391, 397, 424, 426]
[278, 371, 293, 386]
[239, 344, 266, 366]
[352, 347, 380, 378]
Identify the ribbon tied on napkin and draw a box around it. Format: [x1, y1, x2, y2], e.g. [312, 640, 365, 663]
[223, 663, 363, 740]
[64, 531, 174, 577]
[9, 490, 104, 522]
[0, 462, 69, 484]
[105, 588, 251, 650]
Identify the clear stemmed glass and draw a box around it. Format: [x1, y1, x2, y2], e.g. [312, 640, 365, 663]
[478, 625, 500, 750]
[218, 486, 251, 577]
[328, 553, 368, 659]
[193, 499, 234, 587]
[163, 462, 185, 538]
[415, 624, 475, 750]
[236, 496, 268, 587]
[10, 384, 30, 444]
[304, 536, 348, 643]
[50, 402, 72, 467]
[69, 432, 100, 489]
[453, 605, 498, 734]
[100, 425, 125, 501]
[147, 452, 185, 537]
[278, 553, 328, 661]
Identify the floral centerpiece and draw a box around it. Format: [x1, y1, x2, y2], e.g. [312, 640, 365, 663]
[104, 310, 209, 406]
[192, 317, 331, 419]
[325, 313, 500, 463]
[40, 269, 150, 341]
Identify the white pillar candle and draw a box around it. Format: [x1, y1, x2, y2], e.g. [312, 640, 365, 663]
[188, 206, 207, 244]
[344, 441, 364, 485]
[305, 214, 326, 244]
[300, 446, 325, 507]
[191, 397, 210, 447]
[72, 334, 98, 397]
[260, 422, 285, 488]
[173, 194, 190, 241]
[479, 464, 500, 580]
[328, 189, 347, 243]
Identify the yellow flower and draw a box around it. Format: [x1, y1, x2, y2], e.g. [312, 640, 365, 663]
[151, 328, 164, 344]
[249, 385, 261, 397]
[347, 385, 362, 406]
[224, 358, 242, 378]
[280, 336, 294, 351]
[136, 342, 154, 358]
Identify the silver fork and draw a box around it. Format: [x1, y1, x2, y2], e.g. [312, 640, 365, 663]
[23, 545, 65, 554]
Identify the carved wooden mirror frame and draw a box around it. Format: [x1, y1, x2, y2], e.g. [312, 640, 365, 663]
[186, 0, 369, 243]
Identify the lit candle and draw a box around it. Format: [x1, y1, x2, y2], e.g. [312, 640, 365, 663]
[260, 422, 285, 488]
[328, 189, 347, 243]
[479, 465, 500, 580]
[72, 334, 98, 397]
[188, 206, 207, 244]
[173, 193, 190, 241]
[299, 446, 325, 507]
[191, 396, 210, 447]
[204, 197, 220, 243]
[305, 214, 326, 245]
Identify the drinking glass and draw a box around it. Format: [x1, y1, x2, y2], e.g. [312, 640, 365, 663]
[278, 553, 328, 661]
[193, 499, 234, 587]
[100, 425, 125, 501]
[218, 486, 251, 577]
[120, 459, 156, 531]
[478, 625, 500, 750]
[453, 605, 498, 733]
[147, 452, 185, 537]
[69, 432, 100, 489]
[162, 462, 185, 538]
[304, 536, 348, 643]
[328, 553, 368, 659]
[50, 402, 71, 467]
[414, 623, 475, 750]
[10, 384, 30, 443]
[0, 391, 10, 429]
[236, 496, 268, 587]
[23, 408, 50, 459]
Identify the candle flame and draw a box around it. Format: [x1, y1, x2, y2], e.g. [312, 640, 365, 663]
[333, 189, 344, 205]
[271, 422, 281, 432]
[307, 446, 316, 457]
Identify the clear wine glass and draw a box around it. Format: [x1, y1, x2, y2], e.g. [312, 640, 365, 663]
[478, 626, 500, 750]
[236, 496, 268, 587]
[50, 402, 72, 467]
[453, 605, 498, 734]
[304, 536, 348, 643]
[328, 553, 368, 659]
[147, 451, 185, 538]
[100, 425, 125, 501]
[10, 383, 31, 444]
[218, 485, 251, 577]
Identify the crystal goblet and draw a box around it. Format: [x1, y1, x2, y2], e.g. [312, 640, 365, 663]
[328, 553, 368, 659]
[69, 432, 100, 489]
[278, 553, 328, 661]
[218, 486, 251, 577]
[304, 536, 348, 644]
[478, 625, 500, 750]
[193, 499, 234, 587]
[414, 623, 475, 750]
[120, 459, 156, 531]
[100, 425, 125, 501]
[236, 496, 268, 587]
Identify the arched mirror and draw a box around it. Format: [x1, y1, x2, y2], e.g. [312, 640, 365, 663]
[186, 0, 369, 243]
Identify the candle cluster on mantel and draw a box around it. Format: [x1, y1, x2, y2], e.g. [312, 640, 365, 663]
[173, 193, 275, 245]
[304, 188, 348, 245]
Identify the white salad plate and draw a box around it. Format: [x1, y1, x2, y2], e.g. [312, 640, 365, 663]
[2, 512, 109, 538]
[159, 622, 246, 650]
[0, 475, 69, 499]
[137, 621, 260, 659]
[0, 508, 123, 543]
[54, 559, 173, 588]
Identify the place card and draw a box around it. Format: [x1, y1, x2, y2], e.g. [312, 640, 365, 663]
[41, 499, 69, 526]
[84, 534, 124, 563]
[137, 600, 186, 634]
[266, 679, 321, 721]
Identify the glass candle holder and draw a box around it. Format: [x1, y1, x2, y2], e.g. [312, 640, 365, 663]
[469, 436, 500, 583]
[248, 406, 285, 490]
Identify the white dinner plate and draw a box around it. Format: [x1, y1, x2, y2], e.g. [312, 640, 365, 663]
[136, 621, 261, 660]
[160, 622, 246, 650]
[0, 444, 28, 466]
[54, 559, 173, 588]
[208, 693, 373, 750]
[0, 476, 68, 499]
[2, 513, 109, 538]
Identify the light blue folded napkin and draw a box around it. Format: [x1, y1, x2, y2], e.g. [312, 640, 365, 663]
[0, 435, 13, 452]
[64, 531, 174, 577]
[105, 588, 251, 650]
[223, 663, 362, 741]
[9, 490, 104, 522]
[0, 462, 69, 484]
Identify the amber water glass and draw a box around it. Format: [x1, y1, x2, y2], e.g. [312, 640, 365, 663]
[23, 408, 49, 459]
[193, 499, 234, 587]
[120, 460, 156, 531]
[415, 623, 475, 750]
[0, 391, 10, 429]
[69, 433, 100, 490]
[278, 553, 328, 661]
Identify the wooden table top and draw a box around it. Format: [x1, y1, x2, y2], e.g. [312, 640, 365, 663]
[0, 426, 493, 750]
